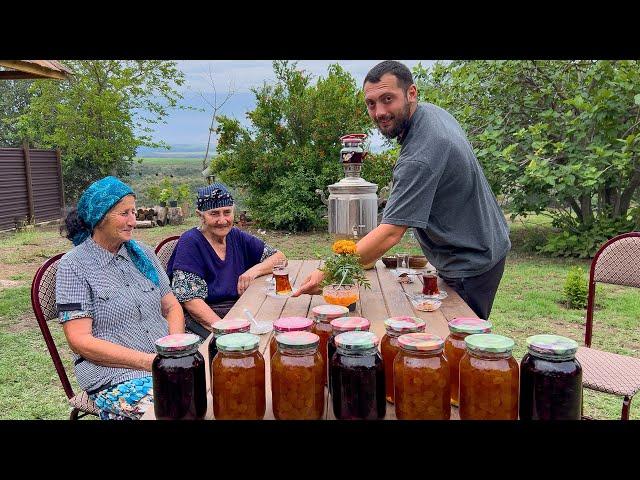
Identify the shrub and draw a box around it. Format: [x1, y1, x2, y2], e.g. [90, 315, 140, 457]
[563, 266, 588, 309]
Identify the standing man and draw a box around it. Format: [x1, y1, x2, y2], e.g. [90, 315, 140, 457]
[294, 60, 511, 320]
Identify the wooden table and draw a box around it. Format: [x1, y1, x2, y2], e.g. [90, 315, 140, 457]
[142, 259, 477, 420]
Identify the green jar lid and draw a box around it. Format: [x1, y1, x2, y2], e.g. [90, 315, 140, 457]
[384, 316, 426, 334]
[154, 333, 201, 355]
[526, 334, 578, 358]
[276, 331, 320, 350]
[335, 331, 379, 351]
[465, 334, 515, 354]
[398, 333, 444, 352]
[448, 317, 492, 334]
[216, 332, 260, 352]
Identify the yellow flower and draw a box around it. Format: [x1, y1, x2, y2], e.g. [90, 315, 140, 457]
[332, 240, 357, 255]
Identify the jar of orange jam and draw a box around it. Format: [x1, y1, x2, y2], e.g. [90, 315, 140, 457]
[381, 316, 426, 403]
[459, 334, 519, 420]
[394, 333, 450, 420]
[444, 317, 492, 406]
[311, 305, 349, 386]
[327, 316, 370, 393]
[269, 317, 314, 359]
[212, 332, 266, 420]
[271, 331, 325, 419]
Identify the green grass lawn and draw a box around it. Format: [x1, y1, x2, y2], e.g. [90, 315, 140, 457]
[1, 214, 638, 419]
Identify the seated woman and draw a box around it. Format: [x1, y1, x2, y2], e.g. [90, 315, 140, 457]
[167, 183, 286, 338]
[56, 176, 184, 420]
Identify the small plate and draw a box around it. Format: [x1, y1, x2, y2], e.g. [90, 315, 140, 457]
[410, 290, 449, 302]
[264, 287, 298, 299]
[413, 299, 442, 312]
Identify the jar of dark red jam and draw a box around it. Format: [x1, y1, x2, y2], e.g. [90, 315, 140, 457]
[311, 305, 349, 386]
[327, 316, 370, 393]
[330, 331, 385, 420]
[269, 316, 314, 359]
[152, 333, 207, 420]
[520, 334, 582, 420]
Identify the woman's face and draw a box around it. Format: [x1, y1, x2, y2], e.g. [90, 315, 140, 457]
[199, 205, 234, 238]
[95, 195, 137, 244]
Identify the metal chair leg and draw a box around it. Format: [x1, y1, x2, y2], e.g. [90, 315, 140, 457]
[621, 396, 632, 420]
[69, 408, 80, 420]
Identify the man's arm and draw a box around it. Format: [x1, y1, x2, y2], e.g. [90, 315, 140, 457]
[293, 223, 407, 296]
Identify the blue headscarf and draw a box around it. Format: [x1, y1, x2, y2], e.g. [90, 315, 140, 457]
[196, 182, 234, 211]
[74, 176, 160, 286]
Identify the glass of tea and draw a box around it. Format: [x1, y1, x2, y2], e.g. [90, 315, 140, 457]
[273, 260, 292, 295]
[421, 273, 439, 296]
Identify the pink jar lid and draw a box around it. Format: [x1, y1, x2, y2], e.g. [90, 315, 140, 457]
[312, 304, 350, 323]
[273, 316, 313, 332]
[330, 316, 370, 333]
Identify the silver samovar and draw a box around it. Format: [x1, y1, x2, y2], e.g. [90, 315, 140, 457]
[317, 134, 387, 246]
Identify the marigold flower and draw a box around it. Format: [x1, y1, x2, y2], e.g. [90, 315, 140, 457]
[332, 240, 357, 255]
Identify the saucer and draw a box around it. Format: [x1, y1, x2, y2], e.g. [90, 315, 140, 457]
[264, 287, 298, 299]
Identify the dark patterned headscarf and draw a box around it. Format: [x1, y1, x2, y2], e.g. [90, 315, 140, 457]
[196, 182, 234, 211]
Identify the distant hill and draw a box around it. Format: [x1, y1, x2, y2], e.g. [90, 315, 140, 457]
[137, 144, 208, 158]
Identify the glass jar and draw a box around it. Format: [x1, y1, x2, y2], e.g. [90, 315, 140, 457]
[331, 331, 385, 420]
[327, 316, 371, 393]
[459, 334, 519, 420]
[152, 333, 207, 420]
[212, 332, 266, 420]
[394, 333, 451, 420]
[519, 334, 582, 420]
[209, 318, 251, 364]
[311, 305, 349, 386]
[269, 317, 314, 359]
[381, 316, 426, 403]
[271, 331, 325, 420]
[444, 317, 492, 406]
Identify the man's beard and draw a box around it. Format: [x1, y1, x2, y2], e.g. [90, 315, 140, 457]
[377, 99, 411, 140]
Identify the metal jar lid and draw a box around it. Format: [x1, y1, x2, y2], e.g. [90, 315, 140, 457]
[276, 331, 320, 350]
[526, 334, 578, 358]
[465, 334, 515, 354]
[216, 332, 260, 352]
[154, 333, 201, 355]
[448, 317, 492, 335]
[312, 304, 349, 323]
[273, 316, 314, 333]
[384, 316, 426, 334]
[330, 316, 370, 333]
[398, 333, 444, 352]
[212, 318, 251, 336]
[334, 331, 379, 351]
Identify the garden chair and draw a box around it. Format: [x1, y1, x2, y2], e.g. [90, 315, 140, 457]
[575, 232, 640, 420]
[154, 235, 180, 271]
[30, 253, 99, 420]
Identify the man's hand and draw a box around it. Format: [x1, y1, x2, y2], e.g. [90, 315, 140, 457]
[237, 271, 258, 296]
[291, 269, 325, 297]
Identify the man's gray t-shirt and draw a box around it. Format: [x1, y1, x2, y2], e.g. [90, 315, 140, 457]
[381, 103, 511, 278]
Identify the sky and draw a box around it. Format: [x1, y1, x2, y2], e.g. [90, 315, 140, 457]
[142, 60, 438, 153]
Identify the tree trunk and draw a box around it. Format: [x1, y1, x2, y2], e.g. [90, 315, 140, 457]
[619, 164, 640, 215]
[568, 198, 583, 223]
[580, 194, 593, 226]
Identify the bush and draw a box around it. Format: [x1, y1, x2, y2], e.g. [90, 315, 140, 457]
[563, 266, 588, 309]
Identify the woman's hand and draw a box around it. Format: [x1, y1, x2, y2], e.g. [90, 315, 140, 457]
[237, 270, 258, 296]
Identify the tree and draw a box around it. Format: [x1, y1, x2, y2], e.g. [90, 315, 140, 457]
[414, 60, 640, 257]
[0, 80, 32, 147]
[210, 61, 386, 231]
[18, 60, 185, 202]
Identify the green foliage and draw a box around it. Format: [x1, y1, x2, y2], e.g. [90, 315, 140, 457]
[17, 61, 185, 203]
[320, 254, 371, 288]
[211, 61, 374, 231]
[0, 80, 32, 147]
[414, 60, 640, 256]
[563, 266, 588, 309]
[539, 211, 638, 258]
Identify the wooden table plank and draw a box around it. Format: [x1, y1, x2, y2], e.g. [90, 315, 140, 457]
[143, 261, 473, 420]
